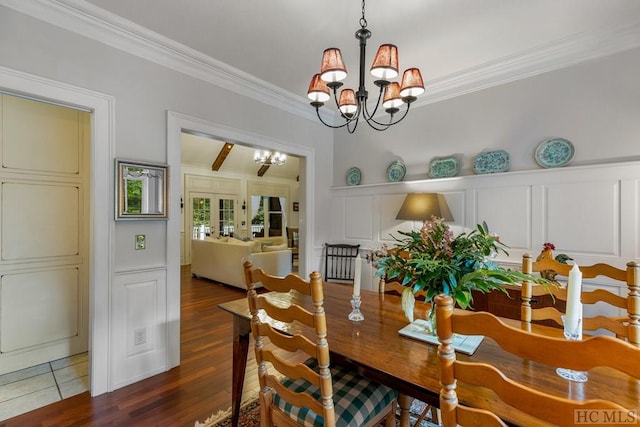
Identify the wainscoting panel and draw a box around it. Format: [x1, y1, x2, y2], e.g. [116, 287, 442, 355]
[345, 195, 373, 240]
[112, 268, 167, 390]
[475, 186, 532, 251]
[379, 193, 408, 243]
[544, 180, 619, 257]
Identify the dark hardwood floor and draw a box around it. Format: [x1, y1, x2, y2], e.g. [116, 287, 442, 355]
[2, 266, 252, 427]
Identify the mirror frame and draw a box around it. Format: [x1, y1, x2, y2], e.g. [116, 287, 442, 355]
[115, 159, 169, 220]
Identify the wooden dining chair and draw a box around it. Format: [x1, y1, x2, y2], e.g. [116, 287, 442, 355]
[243, 261, 398, 427]
[521, 254, 640, 346]
[435, 293, 640, 426]
[324, 243, 360, 283]
[378, 275, 438, 427]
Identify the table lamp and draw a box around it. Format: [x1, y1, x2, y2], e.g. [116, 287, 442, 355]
[396, 193, 454, 222]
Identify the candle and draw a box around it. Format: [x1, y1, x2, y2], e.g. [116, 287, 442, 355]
[353, 255, 362, 296]
[565, 263, 583, 335]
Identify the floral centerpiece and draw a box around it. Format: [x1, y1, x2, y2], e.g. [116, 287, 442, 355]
[374, 216, 547, 330]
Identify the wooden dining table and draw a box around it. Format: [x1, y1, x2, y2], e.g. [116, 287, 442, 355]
[218, 282, 640, 427]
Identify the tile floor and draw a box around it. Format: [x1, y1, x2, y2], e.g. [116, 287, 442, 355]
[0, 352, 88, 422]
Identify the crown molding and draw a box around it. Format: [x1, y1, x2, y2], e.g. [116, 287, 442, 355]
[3, 0, 640, 123]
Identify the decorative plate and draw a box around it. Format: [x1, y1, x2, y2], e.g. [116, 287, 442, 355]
[473, 150, 510, 174]
[429, 157, 459, 178]
[386, 160, 406, 182]
[535, 138, 574, 168]
[346, 167, 361, 186]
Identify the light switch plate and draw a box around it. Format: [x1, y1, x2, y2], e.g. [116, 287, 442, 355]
[135, 234, 146, 250]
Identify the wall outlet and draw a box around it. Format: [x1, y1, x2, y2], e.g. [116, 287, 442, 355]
[135, 234, 146, 250]
[134, 328, 146, 345]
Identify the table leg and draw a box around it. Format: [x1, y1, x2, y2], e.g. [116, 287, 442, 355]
[398, 393, 412, 427]
[231, 315, 251, 427]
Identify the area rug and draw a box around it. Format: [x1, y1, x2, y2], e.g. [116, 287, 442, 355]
[196, 397, 438, 427]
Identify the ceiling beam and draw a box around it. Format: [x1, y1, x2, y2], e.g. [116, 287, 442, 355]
[257, 164, 270, 177]
[211, 142, 234, 171]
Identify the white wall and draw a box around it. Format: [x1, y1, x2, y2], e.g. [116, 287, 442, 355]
[0, 6, 332, 394]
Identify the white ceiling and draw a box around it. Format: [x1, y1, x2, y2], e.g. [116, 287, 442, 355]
[73, 0, 640, 177]
[79, 0, 640, 99]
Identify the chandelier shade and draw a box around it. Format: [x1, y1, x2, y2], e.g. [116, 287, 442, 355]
[307, 0, 425, 133]
[382, 82, 403, 110]
[339, 89, 358, 116]
[320, 48, 347, 83]
[307, 74, 330, 103]
[400, 68, 425, 100]
[370, 44, 399, 80]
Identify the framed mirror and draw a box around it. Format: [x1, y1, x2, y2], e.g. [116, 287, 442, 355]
[116, 159, 168, 220]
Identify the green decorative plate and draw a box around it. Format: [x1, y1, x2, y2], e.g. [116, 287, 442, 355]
[386, 161, 406, 182]
[535, 138, 574, 168]
[429, 157, 459, 178]
[473, 150, 510, 174]
[346, 167, 361, 186]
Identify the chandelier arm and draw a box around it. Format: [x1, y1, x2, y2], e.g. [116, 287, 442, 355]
[361, 86, 385, 121]
[314, 107, 356, 129]
[346, 116, 360, 134]
[364, 102, 411, 128]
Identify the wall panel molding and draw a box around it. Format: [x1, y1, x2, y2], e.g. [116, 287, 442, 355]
[331, 161, 640, 291]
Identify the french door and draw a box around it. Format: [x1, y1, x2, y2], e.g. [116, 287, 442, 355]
[187, 192, 238, 261]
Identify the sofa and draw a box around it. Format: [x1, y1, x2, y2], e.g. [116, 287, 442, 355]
[191, 237, 292, 289]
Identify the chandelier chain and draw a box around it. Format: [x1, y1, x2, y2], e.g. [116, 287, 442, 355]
[360, 0, 367, 28]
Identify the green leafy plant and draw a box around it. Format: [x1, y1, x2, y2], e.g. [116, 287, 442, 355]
[375, 216, 548, 322]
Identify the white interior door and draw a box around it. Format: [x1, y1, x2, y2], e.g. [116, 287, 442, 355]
[0, 94, 90, 374]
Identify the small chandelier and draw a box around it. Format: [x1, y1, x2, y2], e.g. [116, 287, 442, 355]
[307, 0, 425, 133]
[254, 150, 286, 166]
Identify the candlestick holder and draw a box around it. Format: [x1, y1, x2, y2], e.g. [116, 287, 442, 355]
[556, 316, 588, 383]
[348, 295, 364, 322]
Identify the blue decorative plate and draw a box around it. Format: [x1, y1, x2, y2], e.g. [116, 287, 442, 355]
[429, 157, 459, 178]
[386, 161, 406, 182]
[535, 138, 574, 168]
[346, 167, 361, 186]
[473, 150, 510, 174]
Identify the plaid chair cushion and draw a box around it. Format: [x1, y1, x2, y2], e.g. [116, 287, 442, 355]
[273, 358, 398, 427]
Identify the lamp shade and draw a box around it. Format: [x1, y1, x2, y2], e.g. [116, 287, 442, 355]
[320, 48, 347, 82]
[400, 68, 425, 99]
[370, 44, 399, 80]
[307, 74, 330, 103]
[338, 89, 358, 115]
[382, 82, 403, 109]
[395, 193, 453, 222]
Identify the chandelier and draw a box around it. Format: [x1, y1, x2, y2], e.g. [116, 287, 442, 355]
[254, 150, 286, 166]
[307, 0, 425, 133]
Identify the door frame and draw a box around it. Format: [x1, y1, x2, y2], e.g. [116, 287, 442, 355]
[167, 111, 315, 367]
[0, 66, 114, 395]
